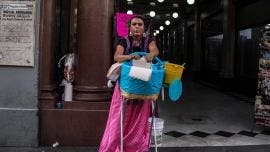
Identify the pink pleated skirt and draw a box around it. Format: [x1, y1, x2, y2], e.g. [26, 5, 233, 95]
[99, 83, 151, 152]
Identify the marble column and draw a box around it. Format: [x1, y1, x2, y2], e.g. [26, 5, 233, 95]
[40, 0, 113, 146]
[74, 0, 114, 101]
[39, 0, 57, 103]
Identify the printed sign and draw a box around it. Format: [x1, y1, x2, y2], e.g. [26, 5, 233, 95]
[0, 0, 35, 66]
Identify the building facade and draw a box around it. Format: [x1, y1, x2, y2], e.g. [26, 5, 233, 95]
[1, 0, 270, 147]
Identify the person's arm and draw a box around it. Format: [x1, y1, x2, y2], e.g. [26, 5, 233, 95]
[114, 45, 140, 62]
[145, 41, 159, 62]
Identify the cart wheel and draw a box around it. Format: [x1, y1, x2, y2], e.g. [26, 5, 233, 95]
[169, 79, 182, 102]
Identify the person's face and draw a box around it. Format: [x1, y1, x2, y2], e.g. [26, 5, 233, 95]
[130, 18, 145, 37]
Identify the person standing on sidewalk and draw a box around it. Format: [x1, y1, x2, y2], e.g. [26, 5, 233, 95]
[99, 16, 159, 152]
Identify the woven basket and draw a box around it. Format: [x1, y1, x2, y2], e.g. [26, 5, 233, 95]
[119, 52, 164, 100]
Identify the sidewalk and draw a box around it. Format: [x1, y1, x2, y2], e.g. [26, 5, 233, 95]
[0, 147, 97, 152]
[1, 145, 270, 152]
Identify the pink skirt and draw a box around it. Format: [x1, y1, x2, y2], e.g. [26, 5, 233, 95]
[99, 83, 151, 152]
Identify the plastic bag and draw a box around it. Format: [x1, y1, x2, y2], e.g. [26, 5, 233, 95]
[58, 53, 75, 83]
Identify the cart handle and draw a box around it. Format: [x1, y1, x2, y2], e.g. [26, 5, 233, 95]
[130, 52, 162, 66]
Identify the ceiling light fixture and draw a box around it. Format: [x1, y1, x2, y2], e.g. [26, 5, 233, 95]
[150, 2, 156, 6]
[127, 10, 133, 15]
[187, 0, 195, 5]
[156, 30, 160, 34]
[172, 3, 179, 7]
[149, 11, 156, 17]
[159, 26, 164, 30]
[165, 20, 170, 26]
[157, 0, 165, 3]
[127, 1, 134, 4]
[172, 12, 179, 18]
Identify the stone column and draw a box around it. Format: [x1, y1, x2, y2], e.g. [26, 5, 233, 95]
[40, 0, 113, 146]
[192, 2, 202, 79]
[39, 0, 57, 103]
[74, 0, 114, 101]
[220, 0, 235, 78]
[182, 17, 188, 63]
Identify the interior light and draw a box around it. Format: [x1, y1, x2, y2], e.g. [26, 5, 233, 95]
[159, 26, 164, 30]
[172, 3, 179, 7]
[150, 2, 156, 6]
[187, 0, 195, 5]
[165, 20, 170, 26]
[154, 33, 157, 36]
[149, 11, 156, 17]
[156, 30, 160, 34]
[157, 0, 165, 3]
[172, 12, 179, 18]
[127, 10, 133, 15]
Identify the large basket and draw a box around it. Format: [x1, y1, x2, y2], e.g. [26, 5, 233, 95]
[119, 52, 164, 100]
[164, 63, 185, 84]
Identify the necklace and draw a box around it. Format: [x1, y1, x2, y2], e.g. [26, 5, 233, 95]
[132, 39, 141, 47]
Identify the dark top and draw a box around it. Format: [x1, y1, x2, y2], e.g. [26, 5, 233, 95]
[117, 36, 155, 55]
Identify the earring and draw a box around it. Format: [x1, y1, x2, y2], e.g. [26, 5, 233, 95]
[142, 32, 146, 37]
[129, 32, 133, 36]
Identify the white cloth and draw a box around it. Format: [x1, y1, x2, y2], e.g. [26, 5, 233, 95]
[129, 57, 152, 81]
[129, 66, 152, 81]
[106, 62, 122, 81]
[132, 57, 151, 69]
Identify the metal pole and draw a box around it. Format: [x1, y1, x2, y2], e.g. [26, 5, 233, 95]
[120, 96, 124, 152]
[151, 100, 158, 152]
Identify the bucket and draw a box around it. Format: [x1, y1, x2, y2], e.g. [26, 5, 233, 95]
[64, 83, 73, 102]
[164, 63, 185, 84]
[148, 117, 164, 146]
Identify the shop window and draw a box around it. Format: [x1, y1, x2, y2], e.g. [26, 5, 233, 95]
[205, 34, 223, 73]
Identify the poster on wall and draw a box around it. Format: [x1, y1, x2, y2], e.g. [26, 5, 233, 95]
[0, 0, 35, 66]
[255, 25, 270, 127]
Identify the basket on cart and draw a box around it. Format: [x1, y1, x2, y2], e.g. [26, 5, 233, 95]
[163, 62, 185, 102]
[119, 52, 164, 100]
[164, 63, 185, 84]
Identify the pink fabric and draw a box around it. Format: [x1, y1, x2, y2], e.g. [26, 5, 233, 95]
[116, 13, 137, 37]
[99, 83, 151, 152]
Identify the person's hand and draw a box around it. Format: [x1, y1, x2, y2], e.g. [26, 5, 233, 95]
[145, 53, 155, 62]
[129, 54, 140, 60]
